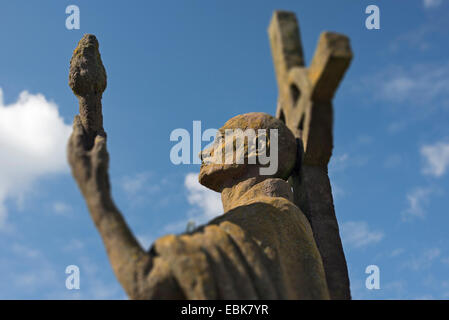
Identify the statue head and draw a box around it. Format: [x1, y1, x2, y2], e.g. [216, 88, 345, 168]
[199, 112, 297, 192]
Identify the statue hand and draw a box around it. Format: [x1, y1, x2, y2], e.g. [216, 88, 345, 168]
[67, 115, 109, 198]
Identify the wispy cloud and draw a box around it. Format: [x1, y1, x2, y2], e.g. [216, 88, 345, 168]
[402, 187, 434, 221]
[390, 248, 405, 257]
[52, 201, 73, 216]
[121, 172, 153, 197]
[118, 171, 180, 210]
[403, 248, 441, 271]
[330, 182, 345, 199]
[388, 9, 449, 55]
[329, 153, 349, 172]
[384, 154, 403, 168]
[62, 239, 85, 252]
[340, 221, 384, 249]
[120, 172, 162, 204]
[421, 142, 449, 177]
[329, 153, 369, 174]
[383, 280, 407, 298]
[5, 243, 58, 295]
[356, 135, 374, 145]
[0, 88, 72, 229]
[11, 243, 40, 259]
[423, 0, 443, 8]
[371, 62, 449, 107]
[76, 255, 122, 299]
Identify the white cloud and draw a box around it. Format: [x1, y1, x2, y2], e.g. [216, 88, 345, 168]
[121, 172, 152, 196]
[383, 280, 406, 296]
[0, 88, 71, 228]
[77, 255, 122, 299]
[330, 182, 345, 199]
[357, 135, 374, 145]
[6, 248, 124, 299]
[367, 62, 449, 107]
[421, 142, 449, 177]
[184, 172, 222, 224]
[7, 243, 58, 293]
[340, 221, 384, 248]
[390, 248, 405, 257]
[5, 241, 124, 299]
[402, 187, 434, 220]
[160, 173, 222, 234]
[11, 243, 40, 259]
[63, 239, 84, 252]
[119, 171, 165, 207]
[330, 153, 349, 172]
[52, 201, 72, 216]
[329, 153, 369, 175]
[423, 0, 443, 8]
[403, 248, 441, 271]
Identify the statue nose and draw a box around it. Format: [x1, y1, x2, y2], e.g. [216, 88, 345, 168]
[199, 146, 214, 162]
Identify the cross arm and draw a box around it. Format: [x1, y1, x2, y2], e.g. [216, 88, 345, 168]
[308, 32, 353, 101]
[268, 11, 305, 93]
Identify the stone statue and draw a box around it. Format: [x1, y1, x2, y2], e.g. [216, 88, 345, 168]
[67, 10, 352, 300]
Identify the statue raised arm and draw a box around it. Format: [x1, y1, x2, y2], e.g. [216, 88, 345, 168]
[67, 35, 154, 298]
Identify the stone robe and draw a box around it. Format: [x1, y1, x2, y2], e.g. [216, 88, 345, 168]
[141, 179, 330, 299]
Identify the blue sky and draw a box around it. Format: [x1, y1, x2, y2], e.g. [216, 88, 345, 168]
[0, 0, 448, 299]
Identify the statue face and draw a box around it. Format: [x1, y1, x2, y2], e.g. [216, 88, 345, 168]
[199, 112, 297, 192]
[200, 128, 268, 166]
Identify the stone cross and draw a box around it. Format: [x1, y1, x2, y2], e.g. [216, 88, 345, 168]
[268, 11, 353, 299]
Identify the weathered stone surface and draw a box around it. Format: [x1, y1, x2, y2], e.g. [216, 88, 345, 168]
[292, 165, 349, 301]
[221, 177, 294, 212]
[268, 11, 305, 92]
[268, 10, 352, 299]
[308, 32, 352, 102]
[69, 34, 107, 148]
[199, 112, 297, 192]
[148, 188, 330, 299]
